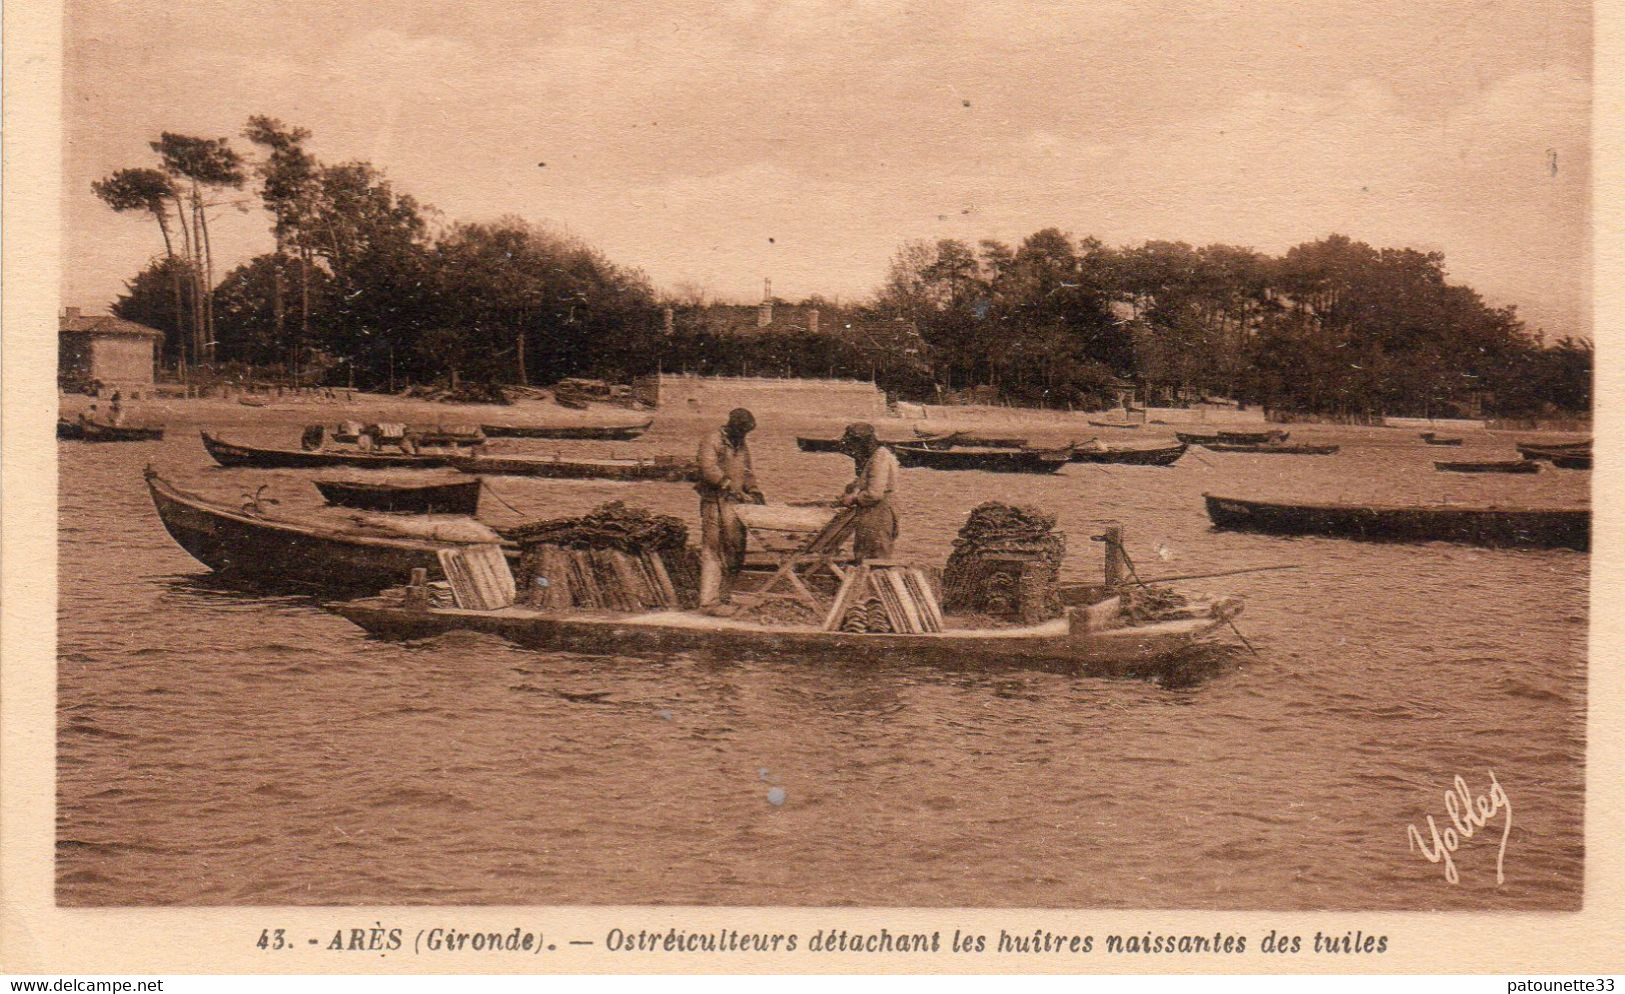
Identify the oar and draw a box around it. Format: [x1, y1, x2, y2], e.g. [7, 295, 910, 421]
[1136, 563, 1301, 585]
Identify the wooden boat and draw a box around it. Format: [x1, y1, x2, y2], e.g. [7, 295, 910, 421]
[447, 452, 698, 482]
[237, 395, 268, 407]
[328, 591, 1240, 677]
[1420, 433, 1464, 446]
[200, 431, 451, 469]
[913, 429, 1029, 448]
[1518, 440, 1591, 462]
[1203, 493, 1588, 550]
[79, 421, 165, 442]
[1069, 442, 1188, 466]
[1434, 460, 1540, 474]
[892, 444, 1070, 473]
[1552, 454, 1592, 470]
[145, 469, 511, 592]
[57, 419, 85, 440]
[1202, 443, 1339, 455]
[314, 478, 482, 515]
[1176, 429, 1288, 446]
[479, 418, 653, 441]
[1087, 420, 1141, 429]
[797, 433, 965, 452]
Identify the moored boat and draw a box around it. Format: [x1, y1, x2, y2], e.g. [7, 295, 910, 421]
[447, 452, 698, 482]
[913, 429, 1029, 448]
[479, 418, 653, 441]
[796, 434, 927, 453]
[57, 419, 85, 440]
[1087, 420, 1141, 429]
[79, 421, 165, 442]
[1176, 429, 1288, 446]
[328, 587, 1239, 677]
[1518, 440, 1591, 462]
[1434, 460, 1540, 474]
[1203, 493, 1588, 550]
[200, 431, 452, 469]
[314, 477, 482, 515]
[892, 444, 1070, 473]
[1201, 443, 1339, 455]
[1069, 442, 1188, 466]
[1420, 433, 1464, 446]
[145, 468, 511, 592]
[1552, 454, 1592, 470]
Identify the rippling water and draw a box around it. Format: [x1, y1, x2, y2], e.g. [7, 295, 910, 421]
[57, 402, 1588, 908]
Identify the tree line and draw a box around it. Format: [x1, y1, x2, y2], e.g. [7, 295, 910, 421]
[98, 119, 1589, 416]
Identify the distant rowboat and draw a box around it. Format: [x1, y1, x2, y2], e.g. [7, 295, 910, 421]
[201, 431, 450, 469]
[1202, 443, 1339, 455]
[448, 452, 698, 482]
[1551, 454, 1592, 470]
[78, 421, 165, 442]
[1420, 433, 1464, 446]
[1069, 442, 1188, 466]
[1176, 429, 1288, 446]
[1434, 460, 1540, 474]
[1204, 493, 1588, 550]
[892, 444, 1070, 474]
[479, 418, 652, 441]
[1518, 440, 1591, 462]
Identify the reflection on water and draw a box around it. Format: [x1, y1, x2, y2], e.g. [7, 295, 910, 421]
[57, 409, 1586, 908]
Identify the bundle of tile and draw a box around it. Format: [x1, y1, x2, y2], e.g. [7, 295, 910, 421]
[823, 562, 944, 634]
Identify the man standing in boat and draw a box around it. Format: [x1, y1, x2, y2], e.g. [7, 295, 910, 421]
[838, 422, 900, 560]
[696, 408, 766, 607]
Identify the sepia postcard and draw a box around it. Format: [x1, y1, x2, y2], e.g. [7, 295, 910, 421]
[3, 0, 1622, 976]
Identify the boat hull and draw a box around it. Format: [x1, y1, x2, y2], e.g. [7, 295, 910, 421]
[480, 419, 652, 440]
[1204, 493, 1588, 550]
[1434, 460, 1540, 474]
[448, 454, 698, 482]
[1517, 440, 1590, 461]
[1552, 455, 1592, 470]
[314, 478, 482, 515]
[146, 470, 503, 592]
[1176, 430, 1287, 446]
[1070, 443, 1188, 465]
[893, 444, 1069, 473]
[201, 431, 450, 469]
[1201, 444, 1339, 455]
[328, 597, 1231, 677]
[79, 421, 165, 442]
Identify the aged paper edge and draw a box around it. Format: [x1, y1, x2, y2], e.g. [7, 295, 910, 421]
[2, 0, 1621, 974]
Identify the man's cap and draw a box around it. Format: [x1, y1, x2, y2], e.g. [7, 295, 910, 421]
[841, 422, 877, 444]
[727, 408, 756, 431]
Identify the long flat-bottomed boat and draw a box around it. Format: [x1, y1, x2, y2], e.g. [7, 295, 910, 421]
[1434, 460, 1540, 474]
[1069, 442, 1188, 465]
[447, 452, 698, 482]
[892, 443, 1070, 473]
[1176, 429, 1288, 446]
[328, 589, 1240, 677]
[1201, 443, 1340, 455]
[479, 418, 653, 440]
[201, 431, 451, 469]
[1204, 493, 1588, 550]
[76, 420, 165, 442]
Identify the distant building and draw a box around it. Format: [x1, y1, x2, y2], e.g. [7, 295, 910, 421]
[58, 307, 162, 395]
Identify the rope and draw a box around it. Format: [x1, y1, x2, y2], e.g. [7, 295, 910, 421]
[1105, 534, 1259, 657]
[478, 479, 526, 517]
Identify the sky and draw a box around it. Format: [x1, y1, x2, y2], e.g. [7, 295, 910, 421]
[64, 0, 1591, 338]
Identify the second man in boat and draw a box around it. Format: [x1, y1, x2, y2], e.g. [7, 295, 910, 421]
[838, 422, 901, 560]
[696, 408, 766, 607]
